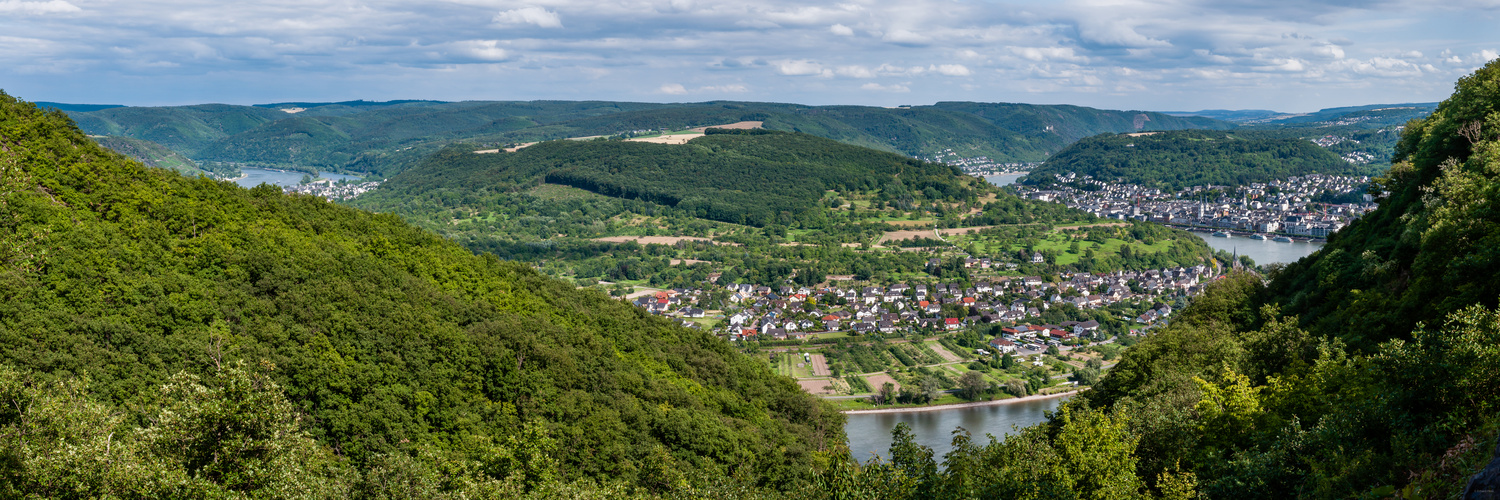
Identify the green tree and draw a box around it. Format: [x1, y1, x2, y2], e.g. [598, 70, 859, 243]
[957, 371, 988, 400]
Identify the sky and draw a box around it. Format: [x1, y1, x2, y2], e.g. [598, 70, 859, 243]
[2, 0, 1498, 112]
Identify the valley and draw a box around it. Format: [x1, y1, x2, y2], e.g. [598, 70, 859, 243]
[4, 60, 1498, 497]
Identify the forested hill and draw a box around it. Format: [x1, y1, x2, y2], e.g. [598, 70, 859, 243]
[367, 129, 975, 228]
[88, 135, 224, 177]
[0, 92, 842, 496]
[1023, 129, 1365, 190]
[58, 99, 1233, 177]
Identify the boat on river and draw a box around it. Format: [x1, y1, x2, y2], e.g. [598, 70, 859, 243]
[1273, 236, 1294, 243]
[1249, 233, 1268, 240]
[1211, 231, 1232, 238]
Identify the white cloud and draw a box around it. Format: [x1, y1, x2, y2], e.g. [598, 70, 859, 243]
[0, 0, 78, 14]
[776, 59, 826, 76]
[876, 64, 926, 76]
[861, 82, 910, 92]
[883, 29, 930, 45]
[829, 24, 854, 36]
[462, 40, 510, 61]
[835, 65, 874, 78]
[930, 64, 970, 76]
[700, 84, 748, 93]
[493, 7, 562, 28]
[658, 83, 746, 94]
[1074, 18, 1170, 48]
[1193, 49, 1234, 64]
[1484, 50, 1500, 62]
[1011, 47, 1085, 63]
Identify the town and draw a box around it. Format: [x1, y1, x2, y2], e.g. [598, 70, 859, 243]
[919, 149, 1038, 176]
[607, 252, 1223, 405]
[283, 178, 384, 200]
[1012, 172, 1378, 239]
[635, 263, 1206, 342]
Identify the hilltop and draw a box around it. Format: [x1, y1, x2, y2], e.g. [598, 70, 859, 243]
[369, 129, 974, 228]
[1023, 130, 1367, 191]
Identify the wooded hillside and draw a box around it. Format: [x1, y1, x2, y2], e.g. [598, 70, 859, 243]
[1025, 130, 1367, 190]
[0, 92, 842, 496]
[369, 130, 974, 228]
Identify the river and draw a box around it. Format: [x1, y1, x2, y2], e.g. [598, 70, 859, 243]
[1192, 232, 1324, 265]
[233, 168, 364, 188]
[983, 173, 1026, 187]
[844, 395, 1069, 462]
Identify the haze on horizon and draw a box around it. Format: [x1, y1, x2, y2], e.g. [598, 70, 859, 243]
[2, 0, 1497, 113]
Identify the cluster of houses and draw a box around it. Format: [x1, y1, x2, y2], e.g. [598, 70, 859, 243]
[628, 264, 1216, 343]
[1014, 173, 1376, 239]
[921, 149, 1037, 176]
[285, 179, 383, 201]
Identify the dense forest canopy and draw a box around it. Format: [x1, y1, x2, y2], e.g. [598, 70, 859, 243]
[1024, 130, 1373, 190]
[0, 91, 843, 496]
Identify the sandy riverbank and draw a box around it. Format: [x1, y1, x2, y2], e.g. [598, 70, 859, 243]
[840, 390, 1079, 415]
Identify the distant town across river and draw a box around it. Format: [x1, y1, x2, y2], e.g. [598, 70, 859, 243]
[232, 167, 363, 188]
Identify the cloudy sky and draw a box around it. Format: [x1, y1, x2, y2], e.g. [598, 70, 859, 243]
[2, 0, 1497, 111]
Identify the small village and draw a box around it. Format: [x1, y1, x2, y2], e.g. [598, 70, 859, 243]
[1012, 172, 1378, 239]
[283, 178, 384, 200]
[919, 149, 1038, 176]
[610, 256, 1224, 406]
[631, 263, 1208, 342]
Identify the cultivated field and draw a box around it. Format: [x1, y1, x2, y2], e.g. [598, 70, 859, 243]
[926, 341, 962, 363]
[622, 121, 764, 145]
[798, 379, 839, 395]
[809, 353, 831, 377]
[625, 133, 702, 145]
[863, 373, 901, 393]
[877, 229, 939, 244]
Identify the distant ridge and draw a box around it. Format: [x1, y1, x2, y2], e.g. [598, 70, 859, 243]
[1162, 102, 1438, 124]
[33, 101, 126, 113]
[252, 99, 449, 109]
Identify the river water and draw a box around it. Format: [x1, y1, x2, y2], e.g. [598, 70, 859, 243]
[233, 168, 364, 188]
[1192, 232, 1324, 265]
[844, 395, 1069, 462]
[983, 173, 1026, 187]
